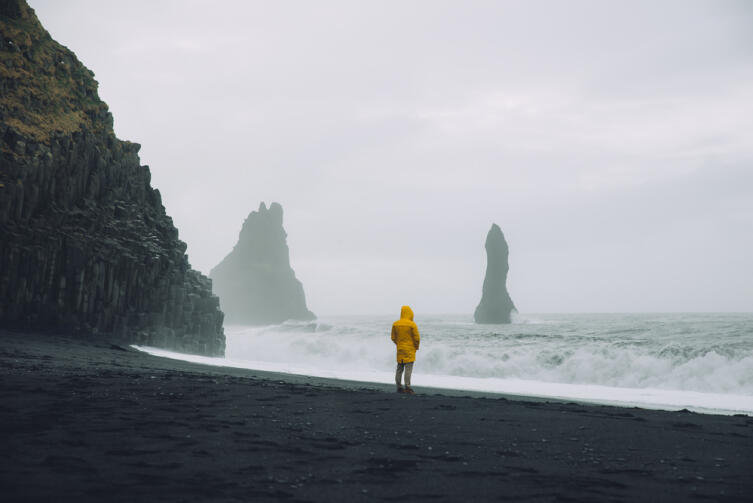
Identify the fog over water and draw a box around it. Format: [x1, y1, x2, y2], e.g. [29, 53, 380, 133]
[31, 0, 753, 315]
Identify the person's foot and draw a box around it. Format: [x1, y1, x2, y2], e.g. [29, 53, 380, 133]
[396, 386, 405, 393]
[404, 387, 415, 395]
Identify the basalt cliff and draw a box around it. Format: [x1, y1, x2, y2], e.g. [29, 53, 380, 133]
[474, 223, 516, 324]
[0, 0, 224, 355]
[211, 202, 315, 325]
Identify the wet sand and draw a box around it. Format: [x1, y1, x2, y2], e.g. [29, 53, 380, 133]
[1, 330, 751, 502]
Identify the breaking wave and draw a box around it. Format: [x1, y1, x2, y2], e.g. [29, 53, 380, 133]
[137, 313, 753, 415]
[225, 314, 753, 395]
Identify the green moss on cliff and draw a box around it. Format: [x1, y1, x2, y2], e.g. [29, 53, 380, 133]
[0, 0, 112, 143]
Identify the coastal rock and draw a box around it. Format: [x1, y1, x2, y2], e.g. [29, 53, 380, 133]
[210, 202, 315, 325]
[0, 0, 225, 356]
[474, 224, 516, 324]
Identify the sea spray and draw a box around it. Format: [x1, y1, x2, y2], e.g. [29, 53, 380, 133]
[136, 313, 753, 415]
[224, 314, 753, 394]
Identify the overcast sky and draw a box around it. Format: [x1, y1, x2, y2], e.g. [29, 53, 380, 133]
[32, 0, 753, 315]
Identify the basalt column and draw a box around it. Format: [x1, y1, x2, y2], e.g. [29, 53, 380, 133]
[0, 0, 225, 355]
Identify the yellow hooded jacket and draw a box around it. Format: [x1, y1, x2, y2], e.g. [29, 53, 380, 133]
[391, 305, 420, 363]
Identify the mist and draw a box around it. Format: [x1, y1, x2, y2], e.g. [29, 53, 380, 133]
[30, 0, 753, 315]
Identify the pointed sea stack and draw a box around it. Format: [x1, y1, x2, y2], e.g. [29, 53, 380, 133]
[474, 224, 517, 324]
[0, 0, 224, 355]
[210, 202, 315, 325]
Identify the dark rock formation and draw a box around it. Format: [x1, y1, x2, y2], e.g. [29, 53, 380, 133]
[474, 224, 516, 324]
[0, 0, 225, 355]
[211, 202, 315, 325]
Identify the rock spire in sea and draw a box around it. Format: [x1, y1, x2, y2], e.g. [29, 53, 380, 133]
[474, 224, 517, 324]
[0, 0, 225, 355]
[210, 202, 315, 325]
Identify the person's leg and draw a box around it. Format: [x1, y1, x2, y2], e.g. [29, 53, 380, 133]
[404, 362, 414, 387]
[395, 363, 405, 387]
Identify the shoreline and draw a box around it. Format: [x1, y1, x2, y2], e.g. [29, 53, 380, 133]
[2, 330, 752, 502]
[136, 344, 753, 417]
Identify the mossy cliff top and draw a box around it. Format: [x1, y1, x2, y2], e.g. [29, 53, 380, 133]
[0, 0, 112, 145]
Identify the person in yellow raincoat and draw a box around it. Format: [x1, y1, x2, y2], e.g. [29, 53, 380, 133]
[391, 305, 421, 394]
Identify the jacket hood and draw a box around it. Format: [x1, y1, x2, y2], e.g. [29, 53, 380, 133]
[400, 305, 414, 321]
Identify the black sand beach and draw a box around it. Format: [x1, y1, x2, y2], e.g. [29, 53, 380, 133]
[1, 330, 751, 502]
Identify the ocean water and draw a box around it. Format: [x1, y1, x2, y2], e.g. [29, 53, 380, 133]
[136, 313, 753, 416]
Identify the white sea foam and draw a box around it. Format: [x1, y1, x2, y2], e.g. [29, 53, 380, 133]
[134, 313, 753, 416]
